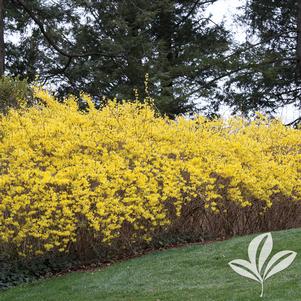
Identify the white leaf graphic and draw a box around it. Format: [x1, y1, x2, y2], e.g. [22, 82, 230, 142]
[248, 233, 272, 269]
[263, 250, 297, 280]
[228, 232, 297, 298]
[228, 259, 262, 283]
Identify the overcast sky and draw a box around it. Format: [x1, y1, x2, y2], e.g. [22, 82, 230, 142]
[208, 0, 245, 39]
[208, 0, 243, 22]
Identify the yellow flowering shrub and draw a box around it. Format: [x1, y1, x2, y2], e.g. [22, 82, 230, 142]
[0, 87, 301, 256]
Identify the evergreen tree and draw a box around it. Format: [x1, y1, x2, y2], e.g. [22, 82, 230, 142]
[65, 0, 231, 116]
[4, 1, 75, 81]
[1, 0, 231, 116]
[220, 0, 301, 122]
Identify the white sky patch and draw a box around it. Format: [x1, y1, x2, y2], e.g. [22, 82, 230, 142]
[207, 0, 242, 22]
[207, 0, 246, 40]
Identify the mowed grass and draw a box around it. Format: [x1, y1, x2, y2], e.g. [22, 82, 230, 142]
[1, 228, 301, 301]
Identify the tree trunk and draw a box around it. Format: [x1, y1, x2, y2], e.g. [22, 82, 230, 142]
[158, 4, 174, 114]
[296, 0, 301, 80]
[124, 3, 144, 97]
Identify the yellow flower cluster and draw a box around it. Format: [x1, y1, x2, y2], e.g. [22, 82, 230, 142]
[0, 87, 300, 255]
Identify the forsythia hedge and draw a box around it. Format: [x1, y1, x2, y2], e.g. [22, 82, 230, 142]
[0, 87, 301, 256]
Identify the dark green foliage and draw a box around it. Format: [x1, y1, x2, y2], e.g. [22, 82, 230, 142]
[0, 253, 77, 289]
[220, 0, 300, 117]
[3, 1, 300, 117]
[6, 1, 75, 82]
[64, 0, 231, 117]
[0, 76, 32, 113]
[3, 0, 232, 117]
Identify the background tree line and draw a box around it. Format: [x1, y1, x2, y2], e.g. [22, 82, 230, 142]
[0, 0, 300, 123]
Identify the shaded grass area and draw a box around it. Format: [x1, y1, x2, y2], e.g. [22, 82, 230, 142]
[1, 228, 300, 301]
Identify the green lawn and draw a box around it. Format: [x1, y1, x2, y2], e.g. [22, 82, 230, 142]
[1, 229, 301, 301]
